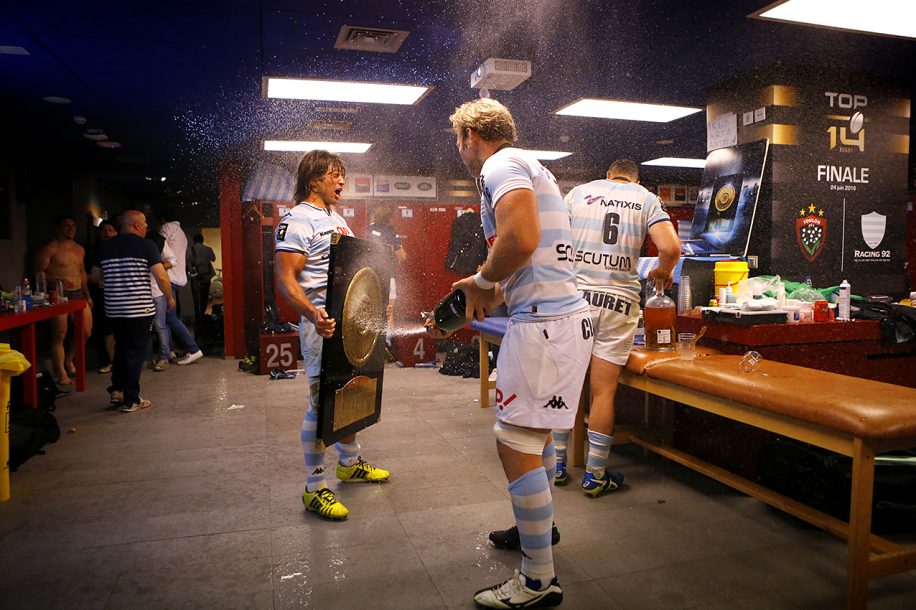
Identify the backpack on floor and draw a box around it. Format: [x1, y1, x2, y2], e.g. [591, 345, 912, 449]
[8, 371, 61, 471]
[439, 343, 492, 378]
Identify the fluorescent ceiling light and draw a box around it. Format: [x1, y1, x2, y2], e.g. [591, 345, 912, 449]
[752, 0, 916, 40]
[263, 140, 372, 153]
[529, 150, 572, 160]
[642, 157, 706, 168]
[0, 45, 29, 55]
[556, 99, 701, 122]
[265, 77, 430, 105]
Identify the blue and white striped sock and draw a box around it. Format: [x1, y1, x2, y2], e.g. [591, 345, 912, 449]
[586, 429, 613, 479]
[542, 440, 557, 486]
[335, 439, 361, 467]
[552, 429, 570, 466]
[301, 379, 327, 492]
[508, 467, 555, 587]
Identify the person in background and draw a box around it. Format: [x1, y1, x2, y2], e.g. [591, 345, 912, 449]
[188, 232, 216, 334]
[444, 206, 487, 276]
[275, 149, 390, 521]
[34, 215, 93, 385]
[432, 98, 593, 608]
[86, 219, 118, 373]
[158, 212, 203, 366]
[91, 210, 173, 412]
[151, 233, 203, 370]
[367, 202, 406, 338]
[552, 159, 680, 496]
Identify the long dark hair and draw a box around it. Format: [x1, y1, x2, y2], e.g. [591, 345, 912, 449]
[293, 150, 346, 203]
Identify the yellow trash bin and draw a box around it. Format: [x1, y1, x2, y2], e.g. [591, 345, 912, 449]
[1, 342, 31, 502]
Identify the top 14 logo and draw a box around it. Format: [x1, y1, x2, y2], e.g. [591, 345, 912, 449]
[825, 92, 865, 153]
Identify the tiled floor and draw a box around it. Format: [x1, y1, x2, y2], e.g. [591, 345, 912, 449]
[2, 357, 915, 609]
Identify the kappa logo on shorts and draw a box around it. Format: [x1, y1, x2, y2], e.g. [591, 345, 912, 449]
[495, 389, 517, 411]
[542, 396, 568, 410]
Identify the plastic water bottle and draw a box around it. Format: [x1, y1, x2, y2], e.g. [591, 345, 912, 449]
[13, 285, 23, 313]
[35, 271, 47, 300]
[21, 278, 32, 311]
[838, 279, 851, 321]
[644, 279, 676, 351]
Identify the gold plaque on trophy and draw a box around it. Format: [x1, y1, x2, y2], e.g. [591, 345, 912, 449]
[341, 267, 383, 367]
[333, 375, 378, 430]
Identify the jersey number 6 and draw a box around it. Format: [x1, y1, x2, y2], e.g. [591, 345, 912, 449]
[602, 212, 620, 245]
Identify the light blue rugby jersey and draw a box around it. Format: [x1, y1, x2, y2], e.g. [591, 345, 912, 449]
[274, 202, 353, 310]
[565, 180, 671, 300]
[478, 147, 584, 320]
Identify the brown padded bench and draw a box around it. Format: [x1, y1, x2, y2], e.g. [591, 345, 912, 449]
[612, 349, 916, 610]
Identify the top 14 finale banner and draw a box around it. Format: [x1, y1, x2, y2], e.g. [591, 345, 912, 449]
[774, 72, 909, 295]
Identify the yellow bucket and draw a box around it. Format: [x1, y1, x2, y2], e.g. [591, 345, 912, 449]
[1, 342, 31, 502]
[714, 261, 749, 295]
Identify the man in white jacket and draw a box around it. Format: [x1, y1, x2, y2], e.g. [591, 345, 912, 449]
[156, 213, 203, 367]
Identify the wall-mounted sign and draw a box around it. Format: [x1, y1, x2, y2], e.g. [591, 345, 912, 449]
[707, 112, 737, 152]
[373, 175, 437, 198]
[342, 173, 373, 196]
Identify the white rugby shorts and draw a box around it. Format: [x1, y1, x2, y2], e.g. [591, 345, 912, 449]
[580, 288, 639, 366]
[299, 318, 323, 378]
[494, 307, 593, 430]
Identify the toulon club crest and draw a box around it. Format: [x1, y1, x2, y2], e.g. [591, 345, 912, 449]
[796, 205, 827, 262]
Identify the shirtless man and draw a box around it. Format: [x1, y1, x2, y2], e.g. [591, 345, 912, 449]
[35, 215, 93, 385]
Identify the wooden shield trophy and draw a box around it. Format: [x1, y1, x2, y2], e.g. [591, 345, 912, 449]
[317, 234, 392, 444]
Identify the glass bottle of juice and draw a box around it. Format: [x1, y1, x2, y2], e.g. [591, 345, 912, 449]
[644, 278, 676, 351]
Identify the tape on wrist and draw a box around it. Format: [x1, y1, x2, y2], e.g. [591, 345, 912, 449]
[474, 271, 496, 290]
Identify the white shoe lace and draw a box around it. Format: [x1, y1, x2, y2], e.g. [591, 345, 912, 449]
[493, 570, 525, 598]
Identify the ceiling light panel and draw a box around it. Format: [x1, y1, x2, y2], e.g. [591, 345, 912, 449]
[0, 45, 29, 55]
[642, 157, 706, 168]
[556, 99, 701, 122]
[263, 140, 372, 153]
[528, 150, 573, 160]
[265, 77, 430, 105]
[752, 0, 916, 40]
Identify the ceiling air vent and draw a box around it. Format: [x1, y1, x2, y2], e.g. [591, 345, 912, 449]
[335, 25, 410, 53]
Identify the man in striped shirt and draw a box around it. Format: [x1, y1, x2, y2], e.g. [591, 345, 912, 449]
[91, 209, 174, 412]
[554, 160, 680, 495]
[443, 98, 593, 609]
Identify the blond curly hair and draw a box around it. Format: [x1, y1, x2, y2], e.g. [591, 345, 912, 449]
[449, 98, 517, 143]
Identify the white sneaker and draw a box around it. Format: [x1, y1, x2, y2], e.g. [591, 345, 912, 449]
[472, 570, 562, 608]
[119, 398, 152, 413]
[176, 350, 203, 365]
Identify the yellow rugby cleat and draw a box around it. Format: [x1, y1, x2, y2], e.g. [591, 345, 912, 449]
[336, 458, 390, 483]
[302, 487, 349, 520]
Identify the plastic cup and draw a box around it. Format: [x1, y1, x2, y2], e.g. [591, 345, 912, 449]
[739, 350, 763, 373]
[677, 332, 697, 360]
